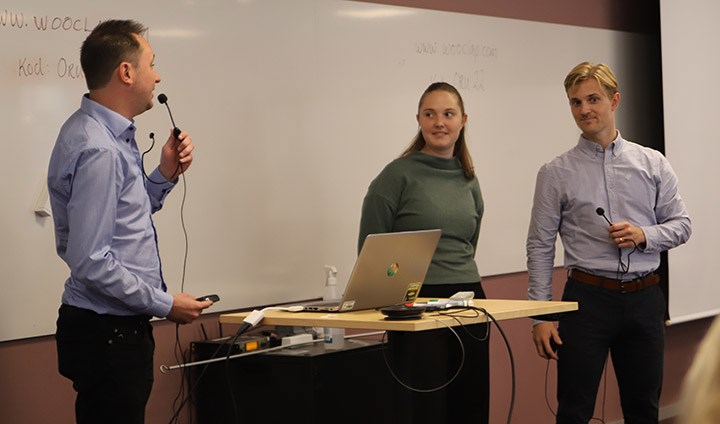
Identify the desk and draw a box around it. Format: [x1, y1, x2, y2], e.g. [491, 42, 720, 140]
[191, 338, 395, 423]
[217, 299, 577, 423]
[219, 298, 577, 330]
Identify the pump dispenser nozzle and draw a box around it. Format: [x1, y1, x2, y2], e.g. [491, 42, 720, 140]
[323, 265, 339, 301]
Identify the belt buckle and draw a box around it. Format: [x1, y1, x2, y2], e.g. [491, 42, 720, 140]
[620, 278, 642, 294]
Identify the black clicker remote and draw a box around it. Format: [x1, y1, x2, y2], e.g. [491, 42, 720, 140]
[196, 294, 220, 302]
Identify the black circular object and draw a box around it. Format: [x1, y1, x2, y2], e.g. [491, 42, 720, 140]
[379, 305, 426, 320]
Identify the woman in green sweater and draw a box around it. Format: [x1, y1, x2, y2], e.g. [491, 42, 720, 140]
[359, 82, 488, 423]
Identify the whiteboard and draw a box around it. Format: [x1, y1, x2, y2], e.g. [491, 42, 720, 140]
[661, 0, 720, 324]
[0, 0, 648, 340]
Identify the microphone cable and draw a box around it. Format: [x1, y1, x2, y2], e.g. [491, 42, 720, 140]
[595, 207, 639, 279]
[140, 131, 184, 185]
[470, 306, 515, 424]
[139, 93, 195, 423]
[438, 306, 490, 342]
[141, 133, 190, 288]
[442, 306, 515, 424]
[380, 306, 515, 424]
[381, 316, 466, 393]
[616, 239, 638, 280]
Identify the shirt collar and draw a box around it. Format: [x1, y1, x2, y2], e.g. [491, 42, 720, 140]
[80, 94, 136, 140]
[577, 131, 625, 158]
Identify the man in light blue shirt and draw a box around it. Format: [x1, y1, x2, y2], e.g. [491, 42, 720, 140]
[49, 20, 213, 424]
[526, 62, 691, 423]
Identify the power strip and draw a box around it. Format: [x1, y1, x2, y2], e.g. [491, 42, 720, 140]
[415, 299, 474, 311]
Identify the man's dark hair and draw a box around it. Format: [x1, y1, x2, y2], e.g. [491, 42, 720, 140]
[80, 19, 147, 90]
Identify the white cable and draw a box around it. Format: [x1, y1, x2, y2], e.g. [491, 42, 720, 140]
[261, 305, 305, 312]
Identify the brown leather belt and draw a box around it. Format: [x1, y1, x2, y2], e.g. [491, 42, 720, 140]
[568, 269, 660, 294]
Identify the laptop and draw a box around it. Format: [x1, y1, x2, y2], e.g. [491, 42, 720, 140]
[300, 229, 441, 312]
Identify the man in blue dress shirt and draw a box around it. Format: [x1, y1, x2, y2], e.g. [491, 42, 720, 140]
[48, 20, 213, 424]
[526, 62, 691, 423]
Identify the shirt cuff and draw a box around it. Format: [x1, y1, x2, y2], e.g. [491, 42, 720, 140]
[639, 225, 657, 252]
[149, 292, 174, 318]
[147, 168, 175, 202]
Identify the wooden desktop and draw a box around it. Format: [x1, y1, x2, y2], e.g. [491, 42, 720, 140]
[219, 298, 577, 330]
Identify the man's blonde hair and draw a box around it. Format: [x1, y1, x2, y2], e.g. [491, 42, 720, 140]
[564, 62, 619, 99]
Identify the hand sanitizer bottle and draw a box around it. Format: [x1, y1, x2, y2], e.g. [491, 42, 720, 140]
[323, 265, 339, 301]
[323, 265, 344, 349]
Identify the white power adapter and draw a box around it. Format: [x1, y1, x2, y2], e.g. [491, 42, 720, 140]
[449, 291, 475, 300]
[281, 333, 314, 347]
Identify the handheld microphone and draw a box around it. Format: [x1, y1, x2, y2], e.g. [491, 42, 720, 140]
[157, 93, 182, 139]
[595, 207, 612, 226]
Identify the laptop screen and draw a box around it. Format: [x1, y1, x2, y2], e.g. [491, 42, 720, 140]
[330, 229, 441, 312]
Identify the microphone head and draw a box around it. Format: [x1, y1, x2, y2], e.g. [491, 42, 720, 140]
[157, 93, 168, 104]
[596, 207, 605, 216]
[149, 132, 155, 139]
